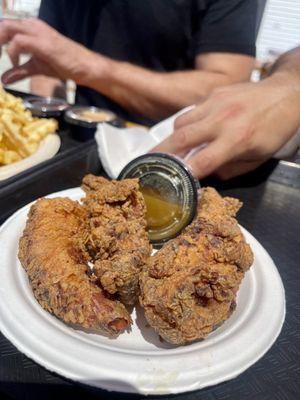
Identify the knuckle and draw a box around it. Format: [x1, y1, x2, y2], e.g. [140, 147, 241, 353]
[235, 126, 254, 147]
[20, 18, 33, 30]
[36, 19, 47, 31]
[215, 103, 244, 122]
[23, 18, 44, 33]
[13, 34, 23, 44]
[174, 114, 187, 130]
[211, 87, 223, 95]
[210, 87, 228, 101]
[12, 34, 26, 49]
[194, 151, 214, 171]
[27, 18, 39, 26]
[173, 127, 189, 149]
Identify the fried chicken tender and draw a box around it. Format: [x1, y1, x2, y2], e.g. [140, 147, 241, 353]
[139, 187, 253, 345]
[81, 175, 151, 305]
[18, 197, 131, 336]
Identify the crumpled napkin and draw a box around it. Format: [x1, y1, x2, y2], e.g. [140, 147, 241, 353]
[95, 106, 194, 178]
[95, 106, 300, 179]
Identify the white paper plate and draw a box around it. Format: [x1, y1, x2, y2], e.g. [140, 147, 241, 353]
[0, 188, 285, 395]
[0, 133, 61, 181]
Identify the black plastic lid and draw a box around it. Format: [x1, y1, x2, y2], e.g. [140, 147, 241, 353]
[118, 153, 200, 246]
[24, 96, 69, 117]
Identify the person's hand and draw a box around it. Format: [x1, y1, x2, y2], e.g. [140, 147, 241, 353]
[0, 18, 107, 85]
[153, 74, 300, 179]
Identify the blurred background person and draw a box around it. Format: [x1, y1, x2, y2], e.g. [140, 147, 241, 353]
[0, 0, 258, 125]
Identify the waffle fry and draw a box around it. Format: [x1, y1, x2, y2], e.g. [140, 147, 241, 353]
[0, 86, 58, 165]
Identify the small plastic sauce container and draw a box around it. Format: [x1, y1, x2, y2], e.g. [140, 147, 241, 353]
[64, 106, 124, 141]
[24, 96, 69, 127]
[118, 153, 200, 247]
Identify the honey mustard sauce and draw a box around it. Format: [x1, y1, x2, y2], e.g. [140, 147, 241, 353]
[118, 153, 199, 246]
[141, 187, 188, 239]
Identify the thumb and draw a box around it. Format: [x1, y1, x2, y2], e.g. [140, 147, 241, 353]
[1, 58, 37, 84]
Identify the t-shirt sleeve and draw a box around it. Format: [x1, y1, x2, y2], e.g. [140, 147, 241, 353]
[194, 0, 257, 57]
[38, 0, 65, 35]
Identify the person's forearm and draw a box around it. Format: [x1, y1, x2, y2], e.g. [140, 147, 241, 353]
[0, 18, 252, 120]
[83, 57, 238, 120]
[268, 46, 300, 94]
[30, 76, 66, 99]
[270, 46, 300, 77]
[263, 46, 300, 125]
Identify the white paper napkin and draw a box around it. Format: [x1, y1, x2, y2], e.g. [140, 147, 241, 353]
[95, 106, 300, 179]
[95, 106, 194, 178]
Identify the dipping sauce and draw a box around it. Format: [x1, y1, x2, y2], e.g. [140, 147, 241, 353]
[142, 187, 184, 229]
[64, 106, 124, 141]
[65, 106, 118, 127]
[119, 153, 199, 247]
[79, 110, 114, 122]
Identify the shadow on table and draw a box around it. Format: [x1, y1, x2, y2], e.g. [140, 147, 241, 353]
[0, 377, 233, 400]
[0, 381, 137, 400]
[202, 159, 278, 190]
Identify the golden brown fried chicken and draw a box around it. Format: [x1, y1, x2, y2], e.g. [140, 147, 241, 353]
[81, 175, 151, 305]
[18, 197, 131, 337]
[139, 187, 253, 345]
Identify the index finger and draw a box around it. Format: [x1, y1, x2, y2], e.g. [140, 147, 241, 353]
[187, 137, 235, 179]
[152, 118, 216, 155]
[174, 101, 208, 130]
[0, 19, 32, 45]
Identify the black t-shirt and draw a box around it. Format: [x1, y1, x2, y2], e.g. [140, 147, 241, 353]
[39, 0, 257, 125]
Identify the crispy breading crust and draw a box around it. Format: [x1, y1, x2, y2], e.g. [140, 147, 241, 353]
[139, 187, 253, 345]
[18, 197, 131, 337]
[81, 175, 152, 305]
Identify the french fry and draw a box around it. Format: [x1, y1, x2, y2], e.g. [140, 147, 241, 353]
[0, 86, 58, 166]
[0, 148, 21, 165]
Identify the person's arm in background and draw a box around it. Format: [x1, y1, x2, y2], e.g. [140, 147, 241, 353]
[153, 46, 300, 179]
[30, 75, 66, 98]
[30, 0, 64, 98]
[85, 52, 253, 119]
[0, 0, 256, 120]
[268, 46, 300, 80]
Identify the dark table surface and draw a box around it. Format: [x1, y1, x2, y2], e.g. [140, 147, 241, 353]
[0, 154, 299, 400]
